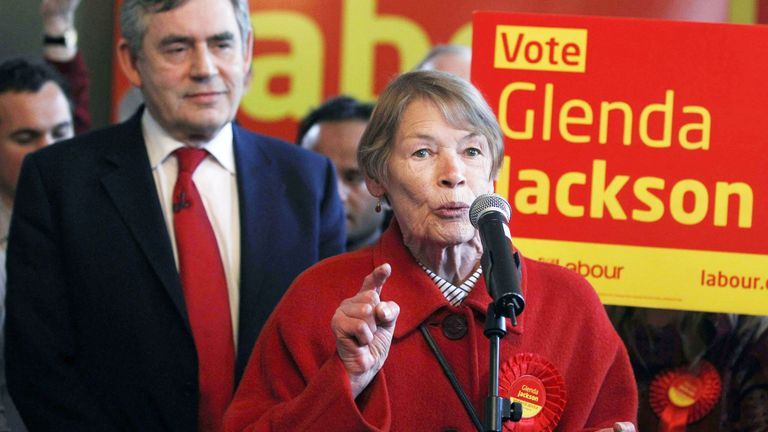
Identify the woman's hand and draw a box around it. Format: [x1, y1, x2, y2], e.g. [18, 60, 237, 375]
[331, 263, 400, 398]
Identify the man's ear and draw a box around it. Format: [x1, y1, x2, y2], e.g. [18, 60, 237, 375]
[242, 30, 254, 87]
[116, 38, 142, 87]
[365, 175, 386, 198]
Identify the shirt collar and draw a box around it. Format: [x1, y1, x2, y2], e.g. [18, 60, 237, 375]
[418, 261, 482, 306]
[0, 198, 10, 250]
[142, 109, 236, 173]
[373, 220, 526, 339]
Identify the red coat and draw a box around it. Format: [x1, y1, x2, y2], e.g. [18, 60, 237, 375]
[226, 223, 637, 431]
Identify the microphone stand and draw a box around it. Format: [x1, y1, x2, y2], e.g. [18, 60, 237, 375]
[483, 260, 523, 432]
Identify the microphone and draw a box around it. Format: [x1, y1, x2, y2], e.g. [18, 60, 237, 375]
[469, 193, 525, 319]
[173, 191, 191, 213]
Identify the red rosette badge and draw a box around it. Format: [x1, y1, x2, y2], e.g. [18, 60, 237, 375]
[649, 360, 721, 432]
[498, 353, 566, 432]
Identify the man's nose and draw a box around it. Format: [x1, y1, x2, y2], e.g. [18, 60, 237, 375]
[336, 176, 350, 202]
[39, 134, 57, 148]
[190, 46, 217, 79]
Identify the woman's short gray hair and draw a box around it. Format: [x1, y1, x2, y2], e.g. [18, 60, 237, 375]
[358, 70, 504, 183]
[120, 0, 251, 57]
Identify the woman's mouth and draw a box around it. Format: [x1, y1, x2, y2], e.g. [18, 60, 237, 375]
[435, 202, 470, 218]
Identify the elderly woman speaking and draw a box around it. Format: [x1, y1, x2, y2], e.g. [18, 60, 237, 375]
[225, 71, 637, 431]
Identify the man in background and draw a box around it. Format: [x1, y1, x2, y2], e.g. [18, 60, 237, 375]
[298, 96, 385, 251]
[1, 2, 86, 429]
[41, 0, 89, 134]
[0, 57, 74, 432]
[5, 0, 344, 431]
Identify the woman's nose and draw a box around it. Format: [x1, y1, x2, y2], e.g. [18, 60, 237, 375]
[438, 152, 466, 188]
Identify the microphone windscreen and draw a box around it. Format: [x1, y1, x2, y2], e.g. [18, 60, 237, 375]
[469, 193, 511, 228]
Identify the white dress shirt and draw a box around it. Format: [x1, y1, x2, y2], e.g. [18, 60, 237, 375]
[0, 199, 10, 251]
[142, 111, 241, 346]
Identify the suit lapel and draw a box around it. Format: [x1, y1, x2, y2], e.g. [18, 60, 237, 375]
[100, 113, 189, 327]
[232, 127, 283, 376]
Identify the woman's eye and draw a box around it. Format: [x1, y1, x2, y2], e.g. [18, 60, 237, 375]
[412, 149, 429, 158]
[465, 147, 482, 157]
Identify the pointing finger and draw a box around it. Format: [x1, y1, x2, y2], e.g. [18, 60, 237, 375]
[359, 263, 391, 295]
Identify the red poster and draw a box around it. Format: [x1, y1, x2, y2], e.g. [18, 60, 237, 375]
[471, 12, 768, 314]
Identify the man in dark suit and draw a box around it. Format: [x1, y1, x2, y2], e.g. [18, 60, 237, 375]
[4, 0, 345, 431]
[0, 57, 76, 432]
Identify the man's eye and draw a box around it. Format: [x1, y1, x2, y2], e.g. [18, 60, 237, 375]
[343, 171, 364, 184]
[52, 125, 73, 142]
[164, 46, 187, 56]
[11, 132, 37, 145]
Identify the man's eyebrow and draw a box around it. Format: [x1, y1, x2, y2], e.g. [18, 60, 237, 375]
[209, 32, 235, 43]
[157, 32, 235, 48]
[158, 35, 194, 47]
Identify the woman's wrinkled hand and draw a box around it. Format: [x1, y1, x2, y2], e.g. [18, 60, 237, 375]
[331, 263, 400, 398]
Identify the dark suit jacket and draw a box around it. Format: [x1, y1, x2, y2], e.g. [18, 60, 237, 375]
[4, 113, 345, 431]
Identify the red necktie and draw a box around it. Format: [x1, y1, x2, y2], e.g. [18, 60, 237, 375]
[172, 147, 234, 432]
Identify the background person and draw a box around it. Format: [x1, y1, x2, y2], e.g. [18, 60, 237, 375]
[414, 43, 472, 80]
[1, 3, 86, 430]
[608, 307, 768, 431]
[0, 57, 74, 432]
[4, 0, 344, 430]
[225, 71, 637, 431]
[298, 96, 385, 251]
[41, 0, 90, 134]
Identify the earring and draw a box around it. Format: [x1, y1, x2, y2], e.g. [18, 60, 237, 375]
[375, 198, 382, 213]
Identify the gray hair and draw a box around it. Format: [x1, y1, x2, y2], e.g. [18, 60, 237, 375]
[120, 0, 251, 56]
[415, 44, 472, 71]
[358, 70, 504, 183]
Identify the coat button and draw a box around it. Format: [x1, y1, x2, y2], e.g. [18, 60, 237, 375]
[442, 313, 468, 340]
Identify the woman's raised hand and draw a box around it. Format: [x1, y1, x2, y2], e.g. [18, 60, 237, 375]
[331, 263, 400, 398]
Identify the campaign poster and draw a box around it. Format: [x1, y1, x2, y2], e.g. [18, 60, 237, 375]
[472, 11, 767, 315]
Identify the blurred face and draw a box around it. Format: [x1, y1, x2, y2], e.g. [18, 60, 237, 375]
[367, 99, 493, 247]
[118, 0, 252, 145]
[424, 53, 471, 81]
[304, 120, 384, 247]
[0, 82, 73, 204]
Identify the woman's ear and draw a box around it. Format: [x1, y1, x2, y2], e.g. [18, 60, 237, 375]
[365, 176, 386, 198]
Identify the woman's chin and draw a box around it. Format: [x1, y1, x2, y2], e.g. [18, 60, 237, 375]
[428, 225, 477, 247]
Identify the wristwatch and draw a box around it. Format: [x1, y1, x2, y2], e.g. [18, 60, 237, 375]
[43, 28, 78, 50]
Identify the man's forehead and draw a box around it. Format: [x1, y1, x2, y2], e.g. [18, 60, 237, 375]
[313, 121, 368, 166]
[316, 121, 367, 146]
[142, 0, 242, 40]
[0, 84, 71, 127]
